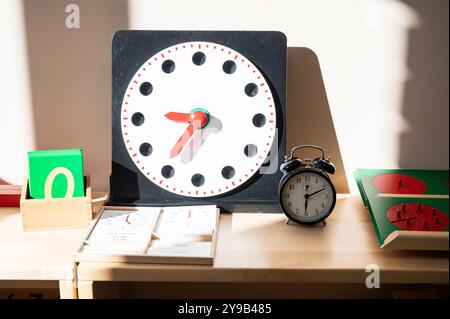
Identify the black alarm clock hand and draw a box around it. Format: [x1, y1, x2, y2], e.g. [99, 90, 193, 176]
[304, 187, 325, 213]
[306, 187, 326, 198]
[304, 185, 310, 212]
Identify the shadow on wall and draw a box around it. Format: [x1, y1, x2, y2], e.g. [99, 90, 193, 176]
[22, 0, 128, 191]
[21, 0, 349, 192]
[398, 0, 449, 169]
[287, 48, 349, 193]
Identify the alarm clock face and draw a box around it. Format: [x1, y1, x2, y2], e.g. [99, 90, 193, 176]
[280, 170, 336, 223]
[120, 41, 276, 198]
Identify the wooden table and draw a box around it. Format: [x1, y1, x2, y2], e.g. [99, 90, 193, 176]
[0, 193, 106, 299]
[0, 207, 80, 298]
[75, 195, 449, 298]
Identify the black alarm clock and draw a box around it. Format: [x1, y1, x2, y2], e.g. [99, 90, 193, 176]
[278, 145, 336, 225]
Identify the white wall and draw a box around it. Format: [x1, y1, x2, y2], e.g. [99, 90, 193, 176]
[0, 0, 448, 193]
[128, 0, 448, 192]
[1, 0, 128, 191]
[0, 0, 35, 184]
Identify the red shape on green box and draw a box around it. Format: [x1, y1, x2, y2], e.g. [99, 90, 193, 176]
[386, 202, 448, 231]
[28, 149, 85, 199]
[372, 173, 427, 194]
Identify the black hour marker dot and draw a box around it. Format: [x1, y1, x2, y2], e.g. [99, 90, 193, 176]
[245, 83, 258, 97]
[131, 112, 145, 126]
[162, 59, 175, 73]
[191, 174, 205, 187]
[192, 52, 206, 65]
[244, 144, 258, 157]
[222, 60, 236, 74]
[252, 113, 266, 128]
[139, 143, 153, 156]
[139, 82, 153, 96]
[161, 165, 175, 179]
[221, 166, 235, 180]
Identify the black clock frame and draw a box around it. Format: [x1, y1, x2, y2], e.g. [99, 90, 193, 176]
[110, 30, 287, 213]
[278, 167, 337, 225]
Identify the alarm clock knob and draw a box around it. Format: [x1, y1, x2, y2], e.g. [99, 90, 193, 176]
[280, 158, 302, 173]
[313, 157, 336, 175]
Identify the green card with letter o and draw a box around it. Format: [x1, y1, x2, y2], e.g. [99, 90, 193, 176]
[28, 149, 85, 199]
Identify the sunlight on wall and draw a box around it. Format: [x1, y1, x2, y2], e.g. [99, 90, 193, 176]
[0, 0, 35, 184]
[127, 0, 420, 192]
[0, 0, 445, 192]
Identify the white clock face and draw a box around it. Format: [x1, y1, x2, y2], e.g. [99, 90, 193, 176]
[281, 172, 335, 223]
[120, 41, 276, 198]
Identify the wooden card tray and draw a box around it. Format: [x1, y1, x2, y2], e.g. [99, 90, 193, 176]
[75, 205, 219, 265]
[20, 176, 92, 231]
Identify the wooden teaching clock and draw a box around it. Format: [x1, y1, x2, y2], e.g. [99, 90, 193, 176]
[110, 31, 286, 212]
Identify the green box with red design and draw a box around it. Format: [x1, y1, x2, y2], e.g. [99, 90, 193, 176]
[354, 169, 448, 250]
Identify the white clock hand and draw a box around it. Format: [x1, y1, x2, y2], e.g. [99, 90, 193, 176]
[181, 115, 222, 164]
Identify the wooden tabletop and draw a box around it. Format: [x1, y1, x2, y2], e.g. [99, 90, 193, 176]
[0, 207, 81, 281]
[76, 195, 449, 285]
[0, 194, 106, 282]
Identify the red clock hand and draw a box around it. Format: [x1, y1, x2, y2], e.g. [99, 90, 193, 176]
[169, 110, 209, 158]
[165, 112, 191, 123]
[170, 122, 199, 158]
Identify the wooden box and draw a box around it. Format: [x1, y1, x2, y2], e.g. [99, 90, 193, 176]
[75, 206, 219, 265]
[20, 176, 92, 231]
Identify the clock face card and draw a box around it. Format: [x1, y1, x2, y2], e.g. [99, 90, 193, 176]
[110, 31, 286, 211]
[87, 208, 159, 243]
[155, 205, 217, 235]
